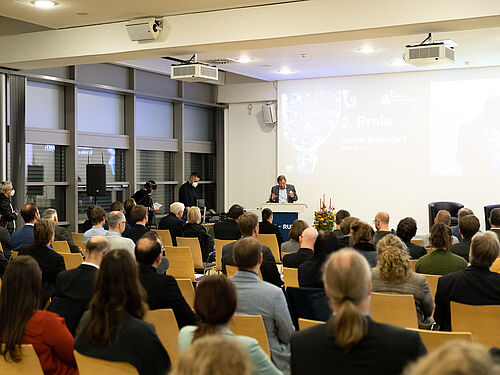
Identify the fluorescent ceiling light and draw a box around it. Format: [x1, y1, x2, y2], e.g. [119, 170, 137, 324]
[278, 67, 293, 74]
[33, 0, 57, 8]
[358, 47, 376, 53]
[236, 56, 252, 63]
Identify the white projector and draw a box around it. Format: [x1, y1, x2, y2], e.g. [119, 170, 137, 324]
[170, 63, 218, 82]
[404, 43, 454, 66]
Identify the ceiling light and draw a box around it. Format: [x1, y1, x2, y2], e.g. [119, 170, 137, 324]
[358, 47, 376, 53]
[278, 67, 293, 74]
[236, 56, 252, 63]
[32, 0, 57, 8]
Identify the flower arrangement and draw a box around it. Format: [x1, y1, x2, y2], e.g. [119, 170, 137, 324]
[314, 195, 335, 231]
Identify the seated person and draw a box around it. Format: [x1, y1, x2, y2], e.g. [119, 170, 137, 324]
[0, 225, 12, 259]
[0, 256, 77, 374]
[83, 205, 108, 243]
[122, 205, 149, 243]
[396, 217, 426, 259]
[422, 210, 459, 248]
[124, 198, 136, 226]
[106, 211, 136, 258]
[450, 215, 480, 262]
[450, 207, 474, 242]
[291, 249, 426, 375]
[181, 206, 215, 262]
[178, 275, 281, 375]
[81, 205, 94, 233]
[136, 236, 196, 328]
[351, 221, 377, 268]
[434, 231, 500, 331]
[74, 250, 171, 374]
[415, 223, 467, 275]
[214, 204, 244, 240]
[258, 208, 284, 248]
[373, 211, 393, 247]
[158, 202, 185, 246]
[283, 227, 318, 268]
[12, 203, 40, 250]
[333, 209, 350, 238]
[110, 201, 131, 230]
[336, 216, 359, 249]
[372, 235, 434, 329]
[298, 231, 338, 288]
[42, 208, 80, 253]
[281, 220, 308, 254]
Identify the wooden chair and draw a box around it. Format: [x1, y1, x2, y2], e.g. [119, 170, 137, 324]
[11, 250, 18, 258]
[52, 240, 71, 254]
[283, 267, 299, 289]
[257, 234, 281, 264]
[165, 246, 196, 282]
[409, 259, 417, 272]
[298, 318, 324, 330]
[228, 314, 270, 357]
[451, 302, 500, 348]
[214, 239, 235, 273]
[152, 229, 173, 247]
[370, 292, 418, 329]
[176, 237, 204, 270]
[226, 265, 262, 280]
[176, 278, 195, 310]
[74, 350, 139, 375]
[422, 274, 440, 303]
[407, 328, 472, 352]
[62, 253, 83, 270]
[0, 344, 44, 374]
[144, 309, 179, 366]
[0, 242, 3, 252]
[411, 239, 423, 246]
[71, 232, 86, 250]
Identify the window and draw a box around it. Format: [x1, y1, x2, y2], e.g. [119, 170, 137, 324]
[77, 89, 125, 134]
[77, 147, 125, 184]
[136, 98, 174, 138]
[184, 153, 215, 181]
[137, 150, 174, 182]
[26, 81, 65, 130]
[184, 105, 214, 141]
[26, 186, 66, 221]
[26, 144, 65, 182]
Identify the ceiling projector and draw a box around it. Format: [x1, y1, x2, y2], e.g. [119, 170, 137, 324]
[170, 63, 218, 82]
[403, 34, 455, 67]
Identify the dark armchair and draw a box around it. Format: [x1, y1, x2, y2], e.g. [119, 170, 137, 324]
[484, 204, 500, 230]
[428, 201, 464, 231]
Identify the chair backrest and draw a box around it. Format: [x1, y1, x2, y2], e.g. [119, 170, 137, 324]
[298, 318, 324, 330]
[450, 302, 500, 348]
[226, 265, 262, 280]
[0, 242, 3, 252]
[61, 253, 83, 270]
[428, 201, 464, 231]
[407, 328, 472, 352]
[422, 274, 440, 303]
[74, 350, 139, 375]
[228, 314, 270, 357]
[176, 237, 203, 269]
[165, 246, 195, 281]
[370, 292, 418, 329]
[11, 250, 18, 259]
[176, 278, 195, 310]
[484, 204, 500, 230]
[0, 344, 44, 374]
[283, 267, 299, 289]
[214, 239, 235, 272]
[71, 232, 86, 250]
[152, 229, 173, 247]
[409, 259, 417, 272]
[144, 308, 180, 366]
[410, 239, 423, 246]
[52, 240, 71, 254]
[257, 234, 281, 263]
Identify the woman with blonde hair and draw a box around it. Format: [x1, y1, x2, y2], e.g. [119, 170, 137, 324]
[181, 206, 215, 262]
[351, 221, 377, 267]
[291, 249, 426, 375]
[372, 234, 434, 329]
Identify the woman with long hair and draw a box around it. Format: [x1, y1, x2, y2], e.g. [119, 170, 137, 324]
[372, 234, 434, 329]
[0, 256, 77, 374]
[178, 274, 281, 375]
[298, 231, 338, 288]
[351, 221, 377, 267]
[74, 250, 171, 375]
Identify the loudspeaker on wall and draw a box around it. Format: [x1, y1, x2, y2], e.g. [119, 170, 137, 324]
[86, 164, 106, 197]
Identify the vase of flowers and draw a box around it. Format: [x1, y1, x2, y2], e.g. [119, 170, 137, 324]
[314, 195, 335, 232]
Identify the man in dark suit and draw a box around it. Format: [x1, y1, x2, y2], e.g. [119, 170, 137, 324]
[283, 227, 318, 268]
[42, 208, 80, 253]
[136, 235, 196, 329]
[214, 204, 243, 240]
[11, 203, 40, 250]
[434, 231, 500, 331]
[50, 236, 108, 334]
[0, 225, 12, 258]
[258, 208, 284, 247]
[373, 211, 394, 247]
[333, 209, 350, 238]
[222, 213, 283, 288]
[450, 207, 474, 242]
[291, 249, 426, 375]
[158, 202, 185, 246]
[336, 216, 359, 249]
[268, 175, 298, 203]
[178, 172, 200, 208]
[123, 205, 150, 243]
[396, 217, 427, 259]
[489, 208, 500, 242]
[450, 215, 480, 262]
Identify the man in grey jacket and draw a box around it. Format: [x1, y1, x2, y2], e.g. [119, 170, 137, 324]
[268, 175, 298, 203]
[230, 236, 295, 375]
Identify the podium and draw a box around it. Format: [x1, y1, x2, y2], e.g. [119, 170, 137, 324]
[260, 203, 307, 241]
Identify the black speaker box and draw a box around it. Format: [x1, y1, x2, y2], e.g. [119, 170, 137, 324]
[86, 164, 106, 196]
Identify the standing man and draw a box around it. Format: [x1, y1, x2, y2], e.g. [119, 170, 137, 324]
[178, 172, 200, 208]
[269, 175, 298, 203]
[132, 180, 158, 227]
[0, 181, 18, 234]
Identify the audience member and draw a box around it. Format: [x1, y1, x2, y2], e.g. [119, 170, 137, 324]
[333, 209, 350, 238]
[83, 205, 108, 242]
[110, 201, 131, 230]
[11, 203, 39, 250]
[373, 211, 393, 246]
[434, 231, 500, 331]
[489, 208, 500, 242]
[81, 205, 95, 233]
[259, 208, 284, 247]
[451, 207, 475, 242]
[283, 227, 318, 268]
[135, 236, 195, 328]
[42, 208, 80, 253]
[177, 275, 281, 375]
[450, 215, 480, 262]
[351, 221, 377, 267]
[106, 211, 136, 258]
[172, 335, 251, 375]
[291, 249, 426, 375]
[19, 219, 65, 301]
[0, 256, 77, 374]
[222, 213, 282, 287]
[75, 250, 171, 374]
[50, 236, 109, 334]
[158, 201, 185, 246]
[124, 198, 136, 226]
[0, 224, 12, 258]
[298, 231, 338, 288]
[0, 238, 7, 276]
[0, 180, 18, 234]
[372, 235, 434, 329]
[140, 230, 170, 274]
[415, 223, 467, 275]
[214, 204, 244, 240]
[231, 237, 295, 374]
[281, 220, 308, 254]
[336, 216, 359, 248]
[422, 210, 459, 247]
[122, 205, 149, 243]
[182, 206, 215, 262]
[396, 217, 426, 259]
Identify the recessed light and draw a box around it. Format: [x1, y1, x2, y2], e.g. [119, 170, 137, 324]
[278, 67, 293, 74]
[358, 47, 376, 53]
[32, 0, 57, 8]
[236, 56, 252, 63]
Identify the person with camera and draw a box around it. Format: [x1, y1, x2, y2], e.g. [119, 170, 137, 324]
[131, 180, 158, 227]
